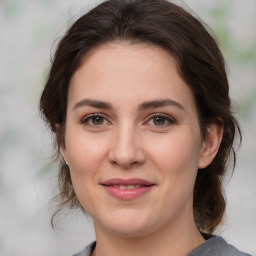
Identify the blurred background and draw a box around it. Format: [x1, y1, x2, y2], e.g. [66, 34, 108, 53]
[0, 0, 255, 255]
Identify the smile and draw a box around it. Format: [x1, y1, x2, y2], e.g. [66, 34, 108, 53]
[113, 184, 143, 189]
[101, 178, 155, 200]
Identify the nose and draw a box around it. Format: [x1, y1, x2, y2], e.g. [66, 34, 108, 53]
[108, 124, 146, 169]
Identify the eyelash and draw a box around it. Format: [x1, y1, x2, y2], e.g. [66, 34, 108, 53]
[145, 113, 176, 127]
[80, 113, 110, 127]
[80, 113, 176, 128]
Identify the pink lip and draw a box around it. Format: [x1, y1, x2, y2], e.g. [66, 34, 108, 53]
[101, 178, 155, 200]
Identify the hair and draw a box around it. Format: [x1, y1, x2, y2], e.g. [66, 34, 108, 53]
[40, 0, 241, 233]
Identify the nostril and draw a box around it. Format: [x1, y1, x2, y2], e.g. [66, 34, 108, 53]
[107, 140, 146, 168]
[110, 160, 137, 168]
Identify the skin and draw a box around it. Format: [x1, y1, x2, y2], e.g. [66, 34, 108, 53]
[61, 42, 223, 256]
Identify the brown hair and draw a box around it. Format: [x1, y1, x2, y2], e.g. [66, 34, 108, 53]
[40, 0, 241, 233]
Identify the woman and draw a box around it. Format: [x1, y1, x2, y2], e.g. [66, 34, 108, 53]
[40, 0, 251, 255]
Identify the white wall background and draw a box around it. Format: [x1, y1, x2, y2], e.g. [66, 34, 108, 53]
[0, 0, 255, 255]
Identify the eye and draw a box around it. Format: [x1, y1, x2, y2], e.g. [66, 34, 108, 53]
[90, 116, 105, 125]
[81, 113, 109, 126]
[152, 116, 167, 125]
[146, 113, 175, 127]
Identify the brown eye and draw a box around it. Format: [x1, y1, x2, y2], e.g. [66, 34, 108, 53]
[81, 114, 109, 127]
[145, 113, 175, 128]
[91, 116, 105, 125]
[153, 116, 166, 125]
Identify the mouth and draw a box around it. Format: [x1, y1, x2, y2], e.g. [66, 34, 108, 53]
[100, 178, 155, 200]
[101, 178, 155, 186]
[111, 184, 150, 189]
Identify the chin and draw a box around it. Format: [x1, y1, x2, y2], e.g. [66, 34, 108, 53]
[107, 223, 154, 238]
[94, 209, 156, 238]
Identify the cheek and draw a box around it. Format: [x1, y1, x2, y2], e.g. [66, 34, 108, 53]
[149, 133, 201, 172]
[65, 128, 108, 174]
[64, 132, 108, 211]
[147, 130, 201, 196]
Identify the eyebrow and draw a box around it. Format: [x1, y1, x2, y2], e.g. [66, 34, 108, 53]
[138, 99, 185, 111]
[72, 98, 185, 111]
[72, 98, 113, 111]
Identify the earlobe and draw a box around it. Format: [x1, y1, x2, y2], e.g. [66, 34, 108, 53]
[55, 123, 68, 164]
[198, 120, 223, 169]
[60, 146, 68, 164]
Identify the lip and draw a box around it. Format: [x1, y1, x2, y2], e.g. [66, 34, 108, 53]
[101, 178, 155, 200]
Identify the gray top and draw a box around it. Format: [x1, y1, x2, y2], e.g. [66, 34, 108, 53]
[73, 236, 252, 256]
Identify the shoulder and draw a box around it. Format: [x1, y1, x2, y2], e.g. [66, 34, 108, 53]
[73, 238, 252, 256]
[187, 236, 252, 256]
[72, 241, 96, 256]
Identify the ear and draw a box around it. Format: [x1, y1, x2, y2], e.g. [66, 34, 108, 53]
[60, 144, 68, 165]
[55, 123, 68, 164]
[198, 120, 223, 169]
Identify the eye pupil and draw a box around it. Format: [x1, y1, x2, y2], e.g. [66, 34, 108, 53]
[92, 116, 104, 125]
[153, 116, 165, 125]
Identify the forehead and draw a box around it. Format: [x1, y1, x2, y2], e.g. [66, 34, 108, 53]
[68, 42, 196, 112]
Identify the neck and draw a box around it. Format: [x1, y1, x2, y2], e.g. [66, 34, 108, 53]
[92, 213, 205, 256]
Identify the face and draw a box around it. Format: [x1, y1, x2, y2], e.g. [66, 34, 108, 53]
[61, 43, 219, 238]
